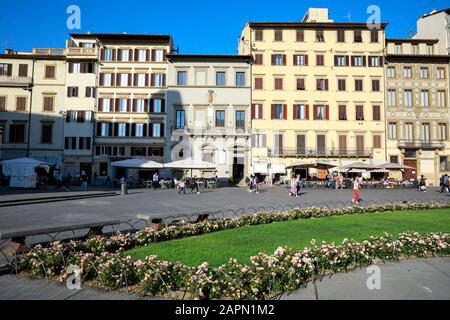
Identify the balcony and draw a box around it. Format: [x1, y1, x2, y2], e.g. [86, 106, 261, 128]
[66, 47, 98, 58]
[170, 126, 250, 136]
[397, 139, 446, 149]
[268, 148, 373, 158]
[0, 75, 32, 86]
[32, 48, 65, 56]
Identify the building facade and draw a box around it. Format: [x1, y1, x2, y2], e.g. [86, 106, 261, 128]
[238, 8, 388, 179]
[82, 33, 173, 182]
[166, 54, 252, 182]
[0, 49, 66, 168]
[62, 35, 99, 178]
[385, 39, 450, 185]
[414, 8, 450, 55]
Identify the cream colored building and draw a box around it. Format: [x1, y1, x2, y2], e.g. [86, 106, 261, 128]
[385, 39, 450, 185]
[76, 33, 173, 182]
[238, 8, 387, 179]
[62, 35, 99, 178]
[413, 8, 450, 55]
[166, 54, 252, 182]
[0, 48, 66, 167]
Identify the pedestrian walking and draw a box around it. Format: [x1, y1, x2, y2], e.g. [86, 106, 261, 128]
[177, 177, 186, 194]
[418, 175, 427, 192]
[81, 170, 88, 191]
[288, 175, 296, 196]
[440, 174, 449, 193]
[295, 175, 301, 197]
[351, 177, 361, 204]
[253, 175, 259, 194]
[152, 172, 159, 190]
[190, 176, 200, 194]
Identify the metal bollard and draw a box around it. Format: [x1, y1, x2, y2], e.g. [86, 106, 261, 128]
[121, 183, 128, 195]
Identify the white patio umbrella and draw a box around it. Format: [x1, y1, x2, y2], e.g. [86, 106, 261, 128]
[111, 158, 163, 169]
[164, 159, 216, 176]
[379, 162, 414, 170]
[341, 162, 381, 171]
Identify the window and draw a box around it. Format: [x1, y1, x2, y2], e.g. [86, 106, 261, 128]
[152, 123, 162, 137]
[335, 55, 346, 67]
[118, 123, 126, 137]
[273, 104, 283, 120]
[0, 63, 12, 76]
[273, 54, 284, 65]
[136, 49, 146, 62]
[372, 79, 380, 92]
[216, 72, 226, 86]
[64, 137, 76, 150]
[388, 89, 396, 107]
[293, 54, 307, 66]
[421, 123, 430, 142]
[148, 147, 164, 157]
[355, 79, 363, 91]
[420, 90, 429, 107]
[254, 77, 263, 90]
[338, 105, 347, 120]
[135, 99, 145, 113]
[254, 54, 263, 65]
[101, 99, 111, 112]
[352, 56, 364, 67]
[355, 105, 364, 121]
[440, 156, 448, 171]
[437, 91, 446, 107]
[19, 64, 28, 77]
[316, 54, 324, 66]
[404, 123, 413, 141]
[177, 71, 187, 86]
[390, 156, 399, 164]
[316, 30, 324, 42]
[236, 111, 245, 129]
[0, 96, 5, 111]
[67, 86, 78, 97]
[152, 99, 163, 113]
[79, 137, 91, 150]
[16, 97, 26, 111]
[274, 78, 283, 90]
[427, 45, 433, 55]
[176, 110, 185, 129]
[370, 29, 378, 43]
[354, 30, 362, 42]
[373, 135, 382, 149]
[294, 104, 307, 120]
[252, 134, 266, 148]
[255, 30, 263, 41]
[372, 105, 381, 121]
[403, 67, 412, 78]
[438, 123, 447, 140]
[296, 30, 304, 42]
[338, 79, 346, 91]
[236, 72, 245, 86]
[404, 89, 413, 107]
[119, 49, 129, 62]
[44, 65, 56, 79]
[395, 44, 402, 54]
[337, 30, 345, 42]
[119, 74, 129, 87]
[41, 123, 53, 144]
[103, 74, 112, 86]
[296, 78, 305, 90]
[104, 48, 113, 61]
[153, 74, 165, 87]
[316, 105, 325, 120]
[135, 74, 146, 87]
[135, 124, 144, 137]
[437, 68, 445, 79]
[9, 123, 25, 143]
[274, 29, 283, 41]
[153, 49, 165, 62]
[317, 79, 328, 91]
[253, 104, 263, 119]
[43, 96, 54, 111]
[215, 110, 225, 127]
[99, 163, 108, 176]
[85, 87, 96, 98]
[419, 67, 428, 79]
[387, 67, 396, 78]
[131, 147, 146, 156]
[412, 44, 418, 55]
[100, 122, 109, 137]
[118, 99, 127, 112]
[369, 56, 380, 67]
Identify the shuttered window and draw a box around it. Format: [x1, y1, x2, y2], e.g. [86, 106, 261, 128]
[16, 97, 26, 111]
[18, 64, 28, 77]
[45, 65, 56, 79]
[356, 105, 364, 121]
[296, 30, 304, 42]
[43, 96, 54, 111]
[372, 105, 381, 121]
[254, 78, 263, 90]
[373, 135, 382, 149]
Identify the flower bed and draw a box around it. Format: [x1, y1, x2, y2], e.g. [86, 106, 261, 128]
[13, 202, 450, 299]
[17, 232, 449, 300]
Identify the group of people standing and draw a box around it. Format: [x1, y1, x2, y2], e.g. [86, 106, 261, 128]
[439, 174, 449, 193]
[288, 175, 301, 197]
[176, 176, 200, 195]
[247, 175, 260, 194]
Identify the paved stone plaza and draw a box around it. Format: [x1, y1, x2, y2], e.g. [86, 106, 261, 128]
[0, 186, 449, 231]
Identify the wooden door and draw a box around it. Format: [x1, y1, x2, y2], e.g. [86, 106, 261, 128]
[403, 160, 417, 181]
[356, 135, 364, 155]
[317, 135, 325, 155]
[297, 134, 305, 155]
[339, 135, 347, 155]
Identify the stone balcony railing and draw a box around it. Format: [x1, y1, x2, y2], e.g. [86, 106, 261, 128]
[397, 139, 446, 149]
[0, 75, 32, 86]
[268, 147, 373, 158]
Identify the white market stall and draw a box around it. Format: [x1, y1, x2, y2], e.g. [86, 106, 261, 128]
[111, 159, 163, 169]
[1, 157, 50, 188]
[164, 159, 216, 177]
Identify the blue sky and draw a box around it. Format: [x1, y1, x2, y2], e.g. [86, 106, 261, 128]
[0, 0, 447, 54]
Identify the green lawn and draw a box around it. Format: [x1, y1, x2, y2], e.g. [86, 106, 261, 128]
[127, 208, 450, 267]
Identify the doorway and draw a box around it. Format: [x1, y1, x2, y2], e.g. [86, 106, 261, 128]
[403, 159, 417, 181]
[233, 157, 244, 183]
[80, 163, 92, 183]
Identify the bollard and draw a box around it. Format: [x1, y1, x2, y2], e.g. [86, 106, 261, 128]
[121, 183, 128, 195]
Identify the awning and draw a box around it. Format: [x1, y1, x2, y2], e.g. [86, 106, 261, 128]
[111, 158, 163, 169]
[269, 163, 286, 174]
[253, 162, 269, 174]
[163, 159, 216, 170]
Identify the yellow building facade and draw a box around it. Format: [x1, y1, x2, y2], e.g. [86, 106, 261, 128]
[238, 8, 388, 178]
[385, 39, 450, 185]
